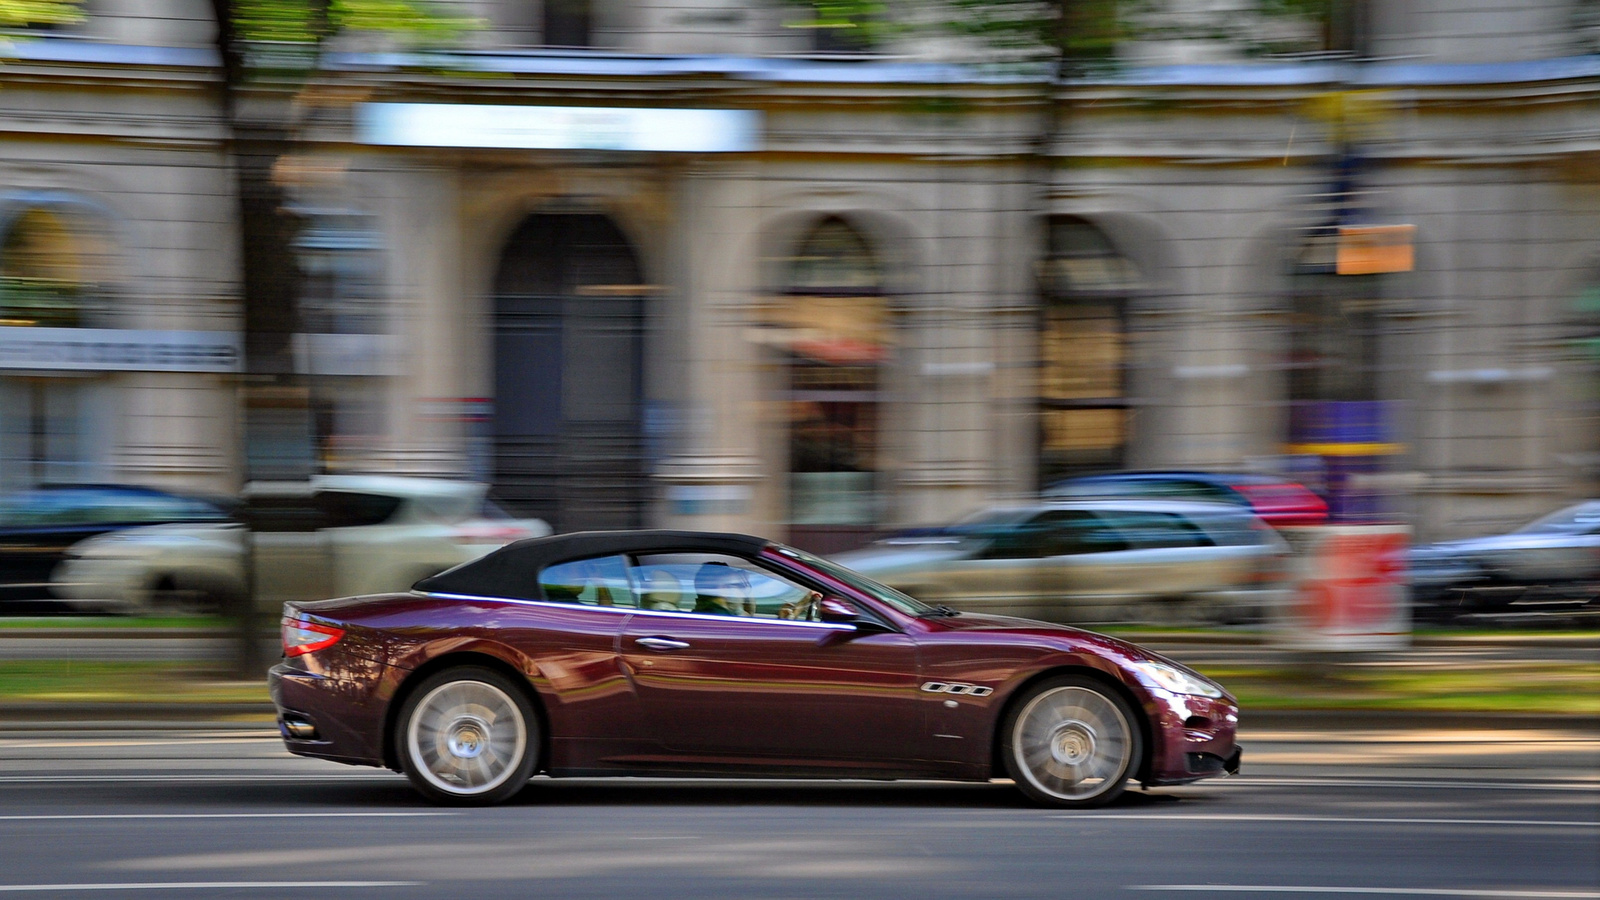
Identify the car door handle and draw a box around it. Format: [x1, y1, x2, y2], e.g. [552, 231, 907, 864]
[635, 636, 690, 651]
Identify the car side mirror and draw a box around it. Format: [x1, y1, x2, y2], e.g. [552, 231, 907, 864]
[816, 596, 894, 635]
[818, 596, 863, 624]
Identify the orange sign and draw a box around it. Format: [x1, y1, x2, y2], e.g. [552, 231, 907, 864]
[1336, 225, 1415, 275]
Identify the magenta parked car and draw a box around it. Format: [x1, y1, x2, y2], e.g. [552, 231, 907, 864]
[270, 530, 1240, 807]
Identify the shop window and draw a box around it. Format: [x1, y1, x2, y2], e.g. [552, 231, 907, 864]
[1283, 214, 1394, 521]
[769, 217, 888, 553]
[1038, 217, 1140, 488]
[543, 0, 592, 47]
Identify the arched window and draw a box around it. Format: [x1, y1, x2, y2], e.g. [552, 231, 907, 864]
[770, 217, 887, 553]
[0, 198, 121, 488]
[1038, 217, 1140, 487]
[0, 203, 118, 328]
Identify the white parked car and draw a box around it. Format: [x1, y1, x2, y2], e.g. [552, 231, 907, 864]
[53, 475, 550, 614]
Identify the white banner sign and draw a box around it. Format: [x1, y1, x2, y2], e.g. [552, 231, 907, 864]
[358, 103, 761, 153]
[0, 326, 241, 373]
[1275, 524, 1412, 651]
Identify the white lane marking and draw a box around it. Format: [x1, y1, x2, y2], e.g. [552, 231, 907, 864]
[0, 812, 452, 821]
[1057, 814, 1598, 828]
[1227, 777, 1599, 792]
[0, 774, 391, 783]
[1129, 886, 1600, 898]
[0, 883, 419, 894]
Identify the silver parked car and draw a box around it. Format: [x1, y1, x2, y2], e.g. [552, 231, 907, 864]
[834, 500, 1290, 625]
[52, 475, 551, 614]
[1409, 500, 1600, 622]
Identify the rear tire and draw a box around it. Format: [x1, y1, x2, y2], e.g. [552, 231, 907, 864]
[1001, 675, 1142, 809]
[395, 666, 538, 806]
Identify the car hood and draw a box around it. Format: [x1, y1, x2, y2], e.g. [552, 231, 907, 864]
[922, 610, 1176, 663]
[1412, 533, 1589, 557]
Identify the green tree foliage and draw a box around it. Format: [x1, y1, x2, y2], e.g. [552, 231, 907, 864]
[0, 0, 82, 29]
[228, 0, 475, 45]
[780, 0, 1332, 69]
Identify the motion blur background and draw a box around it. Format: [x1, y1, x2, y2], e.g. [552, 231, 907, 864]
[0, 0, 1597, 632]
[2, 0, 1596, 545]
[0, 9, 1594, 897]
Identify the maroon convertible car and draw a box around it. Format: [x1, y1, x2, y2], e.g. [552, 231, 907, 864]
[269, 531, 1240, 807]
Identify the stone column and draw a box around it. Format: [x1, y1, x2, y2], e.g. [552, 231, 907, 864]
[651, 160, 768, 534]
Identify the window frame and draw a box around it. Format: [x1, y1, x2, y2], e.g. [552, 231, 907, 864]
[527, 551, 873, 630]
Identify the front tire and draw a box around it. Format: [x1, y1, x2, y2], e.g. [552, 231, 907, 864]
[1001, 675, 1142, 809]
[395, 666, 538, 806]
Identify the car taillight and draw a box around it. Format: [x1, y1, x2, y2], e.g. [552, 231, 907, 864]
[282, 617, 344, 657]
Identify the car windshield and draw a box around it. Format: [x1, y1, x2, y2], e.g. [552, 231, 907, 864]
[773, 545, 936, 616]
[1515, 501, 1600, 536]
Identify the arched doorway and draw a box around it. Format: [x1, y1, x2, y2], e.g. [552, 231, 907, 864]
[769, 216, 889, 553]
[491, 213, 647, 532]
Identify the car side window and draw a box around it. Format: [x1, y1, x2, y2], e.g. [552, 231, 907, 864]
[630, 553, 818, 621]
[319, 491, 405, 528]
[975, 520, 1056, 559]
[539, 555, 636, 608]
[1095, 511, 1215, 549]
[1036, 510, 1129, 555]
[243, 496, 325, 533]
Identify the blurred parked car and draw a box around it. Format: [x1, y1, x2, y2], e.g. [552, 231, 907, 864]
[835, 500, 1290, 625]
[1044, 471, 1328, 527]
[1408, 500, 1600, 622]
[53, 475, 550, 614]
[0, 484, 231, 605]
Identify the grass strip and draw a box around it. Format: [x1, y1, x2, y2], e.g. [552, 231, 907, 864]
[0, 617, 230, 630]
[1195, 662, 1600, 715]
[0, 661, 268, 704]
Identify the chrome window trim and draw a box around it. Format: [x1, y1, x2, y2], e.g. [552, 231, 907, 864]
[413, 591, 855, 630]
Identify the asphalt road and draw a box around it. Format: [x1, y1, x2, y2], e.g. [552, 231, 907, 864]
[0, 723, 1594, 899]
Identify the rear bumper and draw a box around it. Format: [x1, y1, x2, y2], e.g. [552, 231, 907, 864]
[269, 662, 388, 768]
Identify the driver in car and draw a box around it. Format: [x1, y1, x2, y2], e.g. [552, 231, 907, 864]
[693, 562, 753, 616]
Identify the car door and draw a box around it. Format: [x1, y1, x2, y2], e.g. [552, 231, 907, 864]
[617, 552, 926, 768]
[1062, 509, 1222, 603]
[318, 489, 429, 597]
[243, 492, 334, 609]
[929, 515, 1057, 616]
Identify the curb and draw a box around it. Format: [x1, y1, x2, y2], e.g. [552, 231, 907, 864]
[1241, 708, 1600, 731]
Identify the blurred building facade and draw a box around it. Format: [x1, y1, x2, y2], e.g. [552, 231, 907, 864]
[3, 1, 1596, 546]
[0, 0, 237, 495]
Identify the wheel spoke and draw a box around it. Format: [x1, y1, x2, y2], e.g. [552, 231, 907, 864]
[1011, 685, 1133, 803]
[406, 678, 528, 797]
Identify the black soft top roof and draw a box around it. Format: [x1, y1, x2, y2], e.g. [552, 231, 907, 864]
[413, 530, 772, 601]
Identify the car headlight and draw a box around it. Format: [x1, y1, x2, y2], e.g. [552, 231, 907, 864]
[1129, 661, 1224, 699]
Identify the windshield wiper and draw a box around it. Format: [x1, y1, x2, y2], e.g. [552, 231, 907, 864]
[921, 604, 963, 618]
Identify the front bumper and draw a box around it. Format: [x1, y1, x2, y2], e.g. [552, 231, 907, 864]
[1142, 690, 1241, 786]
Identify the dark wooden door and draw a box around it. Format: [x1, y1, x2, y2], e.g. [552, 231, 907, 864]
[492, 214, 646, 532]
